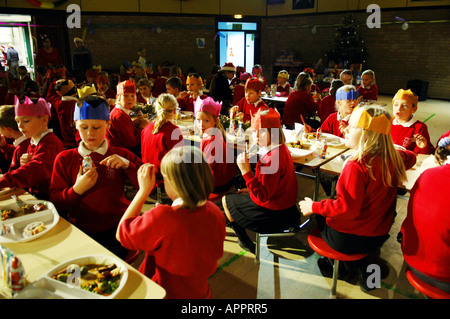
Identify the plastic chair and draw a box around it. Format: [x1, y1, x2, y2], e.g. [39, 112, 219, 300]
[405, 268, 450, 299]
[307, 228, 368, 298]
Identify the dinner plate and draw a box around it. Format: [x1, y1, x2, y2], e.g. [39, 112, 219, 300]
[14, 255, 129, 299]
[288, 147, 316, 159]
[302, 133, 345, 147]
[394, 144, 406, 150]
[0, 200, 59, 243]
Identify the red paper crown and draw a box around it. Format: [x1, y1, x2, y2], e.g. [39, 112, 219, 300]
[14, 96, 51, 117]
[245, 77, 265, 92]
[117, 80, 136, 95]
[251, 108, 281, 130]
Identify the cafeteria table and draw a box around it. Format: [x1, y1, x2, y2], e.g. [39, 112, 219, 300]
[0, 190, 166, 299]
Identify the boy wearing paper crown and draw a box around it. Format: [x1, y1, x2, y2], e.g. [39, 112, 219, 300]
[391, 89, 435, 154]
[180, 73, 207, 112]
[231, 77, 269, 124]
[251, 64, 267, 91]
[106, 80, 149, 157]
[194, 96, 237, 194]
[275, 70, 292, 97]
[222, 108, 300, 253]
[0, 96, 63, 199]
[50, 95, 143, 259]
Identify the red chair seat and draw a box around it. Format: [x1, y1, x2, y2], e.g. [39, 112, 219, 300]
[406, 268, 450, 299]
[307, 228, 368, 262]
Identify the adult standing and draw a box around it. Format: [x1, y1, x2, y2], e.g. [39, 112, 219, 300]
[209, 62, 235, 115]
[72, 37, 93, 83]
[35, 36, 62, 68]
[0, 45, 6, 71]
[6, 43, 19, 79]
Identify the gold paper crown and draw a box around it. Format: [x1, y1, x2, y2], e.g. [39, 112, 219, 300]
[392, 89, 418, 106]
[355, 106, 393, 135]
[77, 84, 97, 98]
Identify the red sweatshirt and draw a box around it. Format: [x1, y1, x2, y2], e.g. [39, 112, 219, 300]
[236, 97, 269, 124]
[391, 118, 435, 154]
[357, 84, 378, 101]
[52, 96, 77, 145]
[243, 144, 298, 210]
[317, 95, 337, 123]
[118, 201, 226, 299]
[0, 136, 30, 172]
[106, 105, 142, 150]
[49, 143, 142, 234]
[401, 164, 450, 283]
[282, 90, 319, 127]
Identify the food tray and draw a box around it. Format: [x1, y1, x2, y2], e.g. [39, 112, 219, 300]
[14, 255, 129, 299]
[0, 200, 59, 243]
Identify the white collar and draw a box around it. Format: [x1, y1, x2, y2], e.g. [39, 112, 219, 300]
[279, 82, 289, 88]
[337, 112, 351, 122]
[78, 139, 108, 157]
[13, 135, 28, 147]
[31, 129, 52, 146]
[393, 115, 418, 128]
[115, 103, 133, 115]
[61, 96, 78, 102]
[172, 197, 207, 207]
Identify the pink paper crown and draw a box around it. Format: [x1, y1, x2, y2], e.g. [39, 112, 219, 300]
[194, 96, 222, 117]
[14, 96, 51, 117]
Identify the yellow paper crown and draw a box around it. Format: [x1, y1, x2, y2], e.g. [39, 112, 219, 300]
[77, 84, 97, 98]
[355, 106, 393, 135]
[392, 89, 418, 106]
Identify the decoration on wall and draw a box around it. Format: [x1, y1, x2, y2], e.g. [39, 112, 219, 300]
[395, 16, 409, 30]
[27, 0, 69, 9]
[196, 38, 205, 48]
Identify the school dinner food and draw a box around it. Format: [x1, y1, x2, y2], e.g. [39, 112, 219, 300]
[22, 221, 46, 238]
[286, 140, 310, 150]
[1, 203, 48, 220]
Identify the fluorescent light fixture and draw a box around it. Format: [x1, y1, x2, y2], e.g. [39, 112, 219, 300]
[234, 14, 243, 19]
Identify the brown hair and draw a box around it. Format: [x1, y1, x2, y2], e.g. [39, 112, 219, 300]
[294, 72, 313, 91]
[0, 105, 19, 130]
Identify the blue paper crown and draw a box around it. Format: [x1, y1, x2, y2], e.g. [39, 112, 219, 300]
[74, 100, 110, 121]
[438, 137, 450, 148]
[336, 88, 358, 100]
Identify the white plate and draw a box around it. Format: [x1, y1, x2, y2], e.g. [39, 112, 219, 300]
[394, 144, 406, 150]
[302, 133, 345, 147]
[14, 255, 129, 299]
[0, 200, 59, 243]
[288, 147, 316, 159]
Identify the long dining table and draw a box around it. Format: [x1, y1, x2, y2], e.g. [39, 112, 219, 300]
[0, 189, 166, 299]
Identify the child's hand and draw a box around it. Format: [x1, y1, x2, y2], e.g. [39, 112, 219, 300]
[19, 153, 33, 166]
[73, 165, 98, 195]
[339, 121, 348, 134]
[298, 197, 314, 217]
[137, 163, 155, 197]
[179, 91, 188, 99]
[237, 152, 251, 175]
[414, 134, 428, 149]
[303, 123, 312, 133]
[231, 105, 239, 114]
[100, 154, 128, 169]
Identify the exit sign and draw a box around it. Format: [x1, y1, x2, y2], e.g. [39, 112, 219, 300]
[232, 24, 242, 30]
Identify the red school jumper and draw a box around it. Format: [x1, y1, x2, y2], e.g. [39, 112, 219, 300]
[181, 93, 207, 113]
[317, 94, 337, 123]
[401, 164, 450, 283]
[235, 97, 269, 124]
[391, 117, 435, 154]
[282, 90, 319, 127]
[0, 136, 30, 172]
[106, 105, 142, 150]
[319, 112, 349, 138]
[357, 84, 378, 101]
[118, 201, 226, 299]
[49, 142, 142, 234]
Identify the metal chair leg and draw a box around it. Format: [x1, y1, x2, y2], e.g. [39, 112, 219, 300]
[255, 232, 260, 264]
[331, 260, 339, 298]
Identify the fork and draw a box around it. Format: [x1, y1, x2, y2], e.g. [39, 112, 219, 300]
[11, 195, 26, 213]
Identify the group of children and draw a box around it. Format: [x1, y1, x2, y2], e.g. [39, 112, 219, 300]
[0, 57, 448, 298]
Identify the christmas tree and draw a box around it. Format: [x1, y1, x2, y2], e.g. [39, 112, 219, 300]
[326, 13, 368, 67]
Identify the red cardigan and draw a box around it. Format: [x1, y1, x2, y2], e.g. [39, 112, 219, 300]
[391, 119, 435, 154]
[401, 164, 450, 283]
[118, 201, 226, 299]
[282, 90, 319, 126]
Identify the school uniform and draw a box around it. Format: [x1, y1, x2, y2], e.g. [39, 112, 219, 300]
[0, 130, 63, 199]
[391, 117, 435, 154]
[357, 84, 378, 101]
[276, 82, 291, 97]
[320, 112, 350, 138]
[106, 104, 142, 152]
[235, 97, 269, 124]
[436, 130, 450, 149]
[181, 93, 207, 113]
[317, 94, 337, 123]
[50, 139, 142, 235]
[101, 88, 116, 100]
[401, 164, 450, 288]
[232, 84, 244, 106]
[282, 90, 319, 127]
[151, 76, 168, 97]
[141, 120, 184, 182]
[118, 200, 226, 299]
[200, 132, 237, 192]
[0, 135, 30, 172]
[52, 96, 78, 146]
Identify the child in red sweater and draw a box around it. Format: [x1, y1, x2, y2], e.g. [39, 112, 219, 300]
[317, 79, 344, 123]
[357, 69, 378, 102]
[50, 95, 143, 259]
[179, 73, 207, 112]
[52, 79, 78, 147]
[390, 89, 435, 154]
[0, 96, 63, 199]
[252, 64, 267, 91]
[194, 96, 237, 194]
[116, 146, 226, 299]
[299, 104, 410, 292]
[275, 70, 292, 97]
[106, 80, 149, 156]
[136, 78, 154, 105]
[232, 77, 269, 124]
[222, 108, 300, 253]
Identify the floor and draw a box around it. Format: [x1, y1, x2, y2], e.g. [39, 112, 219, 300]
[129, 95, 450, 300]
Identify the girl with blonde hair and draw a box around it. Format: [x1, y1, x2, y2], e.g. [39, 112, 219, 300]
[140, 93, 184, 188]
[116, 146, 226, 299]
[299, 104, 416, 292]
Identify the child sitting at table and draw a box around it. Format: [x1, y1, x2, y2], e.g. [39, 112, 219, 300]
[194, 96, 237, 195]
[340, 69, 353, 85]
[141, 93, 184, 190]
[116, 146, 226, 299]
[232, 77, 269, 124]
[52, 79, 78, 147]
[357, 69, 378, 102]
[317, 79, 344, 123]
[252, 64, 267, 91]
[0, 105, 30, 172]
[50, 95, 143, 259]
[391, 88, 435, 154]
[222, 108, 300, 253]
[179, 73, 207, 112]
[136, 78, 153, 104]
[275, 70, 292, 97]
[106, 80, 149, 156]
[165, 76, 187, 110]
[232, 72, 251, 106]
[299, 104, 411, 292]
[96, 73, 116, 104]
[0, 96, 63, 199]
